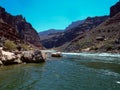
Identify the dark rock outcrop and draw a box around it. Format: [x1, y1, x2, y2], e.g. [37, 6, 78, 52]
[110, 1, 120, 17]
[0, 6, 43, 49]
[96, 36, 105, 41]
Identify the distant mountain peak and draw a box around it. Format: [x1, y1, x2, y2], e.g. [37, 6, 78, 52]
[39, 29, 64, 36]
[65, 20, 85, 30]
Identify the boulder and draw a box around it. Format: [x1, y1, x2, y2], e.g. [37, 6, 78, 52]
[0, 48, 22, 65]
[51, 52, 62, 57]
[82, 48, 90, 52]
[0, 47, 46, 65]
[96, 36, 105, 41]
[13, 54, 22, 64]
[21, 50, 45, 63]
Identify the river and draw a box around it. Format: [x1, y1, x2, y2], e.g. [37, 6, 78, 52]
[0, 52, 120, 90]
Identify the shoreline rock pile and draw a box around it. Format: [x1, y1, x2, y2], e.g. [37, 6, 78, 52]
[21, 50, 45, 63]
[0, 47, 45, 66]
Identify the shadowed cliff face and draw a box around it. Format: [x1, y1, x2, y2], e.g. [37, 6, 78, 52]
[61, 2, 120, 52]
[0, 6, 43, 49]
[41, 16, 108, 49]
[110, 1, 120, 17]
[0, 22, 20, 41]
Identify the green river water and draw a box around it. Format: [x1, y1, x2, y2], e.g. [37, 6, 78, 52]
[0, 52, 120, 90]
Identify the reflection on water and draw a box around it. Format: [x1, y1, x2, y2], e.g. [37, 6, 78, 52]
[0, 52, 120, 90]
[81, 62, 120, 74]
[0, 64, 45, 90]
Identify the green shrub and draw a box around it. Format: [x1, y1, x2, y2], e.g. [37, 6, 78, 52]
[4, 40, 17, 50]
[79, 41, 93, 49]
[105, 44, 113, 51]
[21, 44, 31, 50]
[104, 40, 114, 51]
[90, 46, 98, 50]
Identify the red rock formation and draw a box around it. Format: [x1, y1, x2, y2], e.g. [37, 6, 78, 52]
[0, 6, 43, 49]
[0, 22, 20, 41]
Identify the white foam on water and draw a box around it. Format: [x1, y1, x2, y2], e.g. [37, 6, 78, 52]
[116, 81, 120, 84]
[100, 69, 120, 77]
[62, 52, 120, 58]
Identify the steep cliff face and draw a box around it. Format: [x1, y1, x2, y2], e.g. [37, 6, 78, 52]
[61, 2, 120, 52]
[0, 22, 19, 41]
[41, 16, 108, 49]
[0, 6, 43, 49]
[64, 13, 120, 52]
[110, 1, 120, 17]
[15, 18, 42, 48]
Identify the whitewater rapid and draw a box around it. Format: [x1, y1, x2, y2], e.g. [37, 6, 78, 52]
[62, 52, 120, 58]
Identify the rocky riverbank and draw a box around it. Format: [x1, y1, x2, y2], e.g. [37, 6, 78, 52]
[0, 47, 45, 66]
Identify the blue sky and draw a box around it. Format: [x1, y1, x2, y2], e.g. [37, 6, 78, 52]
[0, 0, 118, 32]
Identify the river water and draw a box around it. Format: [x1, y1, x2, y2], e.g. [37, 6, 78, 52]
[0, 52, 120, 90]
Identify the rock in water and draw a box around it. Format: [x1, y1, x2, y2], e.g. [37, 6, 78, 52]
[51, 52, 62, 57]
[21, 50, 45, 63]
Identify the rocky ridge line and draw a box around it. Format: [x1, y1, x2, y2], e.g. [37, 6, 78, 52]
[0, 6, 43, 49]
